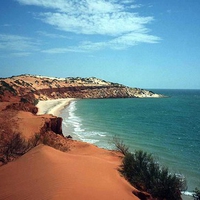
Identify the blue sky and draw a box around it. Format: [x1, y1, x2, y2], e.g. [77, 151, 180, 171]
[0, 0, 200, 89]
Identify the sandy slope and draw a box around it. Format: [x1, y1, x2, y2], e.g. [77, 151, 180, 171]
[0, 99, 145, 200]
[0, 145, 139, 200]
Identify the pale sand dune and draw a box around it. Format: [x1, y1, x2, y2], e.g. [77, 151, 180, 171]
[36, 98, 75, 116]
[0, 145, 139, 200]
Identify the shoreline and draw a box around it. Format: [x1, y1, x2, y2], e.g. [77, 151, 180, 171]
[36, 98, 194, 200]
[36, 98, 76, 116]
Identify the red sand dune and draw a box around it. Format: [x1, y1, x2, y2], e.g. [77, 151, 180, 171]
[0, 100, 152, 200]
[0, 144, 140, 200]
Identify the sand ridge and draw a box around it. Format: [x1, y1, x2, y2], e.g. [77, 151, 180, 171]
[0, 145, 139, 200]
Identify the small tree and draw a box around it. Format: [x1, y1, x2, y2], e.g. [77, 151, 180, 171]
[112, 136, 129, 155]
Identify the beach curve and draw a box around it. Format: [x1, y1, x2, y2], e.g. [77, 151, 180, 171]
[36, 98, 76, 116]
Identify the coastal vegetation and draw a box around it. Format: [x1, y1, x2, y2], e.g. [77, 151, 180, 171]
[0, 80, 16, 95]
[112, 136, 130, 156]
[0, 133, 36, 164]
[0, 132, 69, 164]
[113, 137, 187, 200]
[193, 188, 200, 200]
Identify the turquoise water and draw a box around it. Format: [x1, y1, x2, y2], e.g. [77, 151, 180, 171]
[60, 89, 200, 194]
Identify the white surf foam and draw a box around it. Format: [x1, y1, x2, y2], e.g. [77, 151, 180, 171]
[62, 101, 107, 143]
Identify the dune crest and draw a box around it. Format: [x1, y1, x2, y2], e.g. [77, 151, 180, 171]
[0, 145, 140, 200]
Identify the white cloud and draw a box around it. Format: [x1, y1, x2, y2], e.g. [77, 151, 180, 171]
[0, 34, 39, 55]
[110, 32, 161, 46]
[86, 0, 123, 13]
[118, 0, 134, 3]
[10, 52, 32, 57]
[17, 0, 160, 52]
[42, 41, 106, 54]
[40, 12, 153, 36]
[42, 33, 160, 54]
[17, 0, 123, 14]
[42, 47, 86, 54]
[37, 30, 70, 38]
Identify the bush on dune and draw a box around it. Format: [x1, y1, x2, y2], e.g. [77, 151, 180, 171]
[0, 132, 70, 165]
[121, 150, 186, 199]
[112, 135, 129, 155]
[113, 137, 186, 200]
[0, 133, 36, 164]
[41, 131, 70, 152]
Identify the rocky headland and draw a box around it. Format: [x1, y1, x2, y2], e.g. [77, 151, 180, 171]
[0, 74, 164, 103]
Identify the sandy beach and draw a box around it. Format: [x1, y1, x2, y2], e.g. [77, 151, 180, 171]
[36, 98, 76, 116]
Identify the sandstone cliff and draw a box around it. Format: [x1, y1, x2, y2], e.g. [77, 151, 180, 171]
[0, 102, 63, 138]
[0, 75, 164, 103]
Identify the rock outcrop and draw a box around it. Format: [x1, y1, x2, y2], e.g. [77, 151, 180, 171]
[0, 75, 164, 102]
[40, 116, 63, 135]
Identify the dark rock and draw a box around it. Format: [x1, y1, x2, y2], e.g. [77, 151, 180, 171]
[66, 135, 72, 139]
[41, 116, 63, 135]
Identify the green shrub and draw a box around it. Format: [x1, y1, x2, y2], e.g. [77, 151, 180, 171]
[121, 150, 185, 200]
[193, 188, 200, 200]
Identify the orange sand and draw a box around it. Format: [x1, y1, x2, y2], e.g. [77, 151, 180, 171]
[0, 144, 139, 200]
[0, 100, 142, 200]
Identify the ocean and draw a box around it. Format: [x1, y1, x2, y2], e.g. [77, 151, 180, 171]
[60, 89, 200, 196]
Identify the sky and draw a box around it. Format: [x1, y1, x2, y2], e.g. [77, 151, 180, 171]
[0, 0, 200, 89]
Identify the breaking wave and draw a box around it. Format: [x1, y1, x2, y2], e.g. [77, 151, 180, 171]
[62, 100, 107, 144]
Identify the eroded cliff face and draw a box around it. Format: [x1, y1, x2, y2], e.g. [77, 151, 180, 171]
[1, 103, 63, 138]
[40, 116, 63, 136]
[0, 104, 69, 165]
[0, 75, 164, 102]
